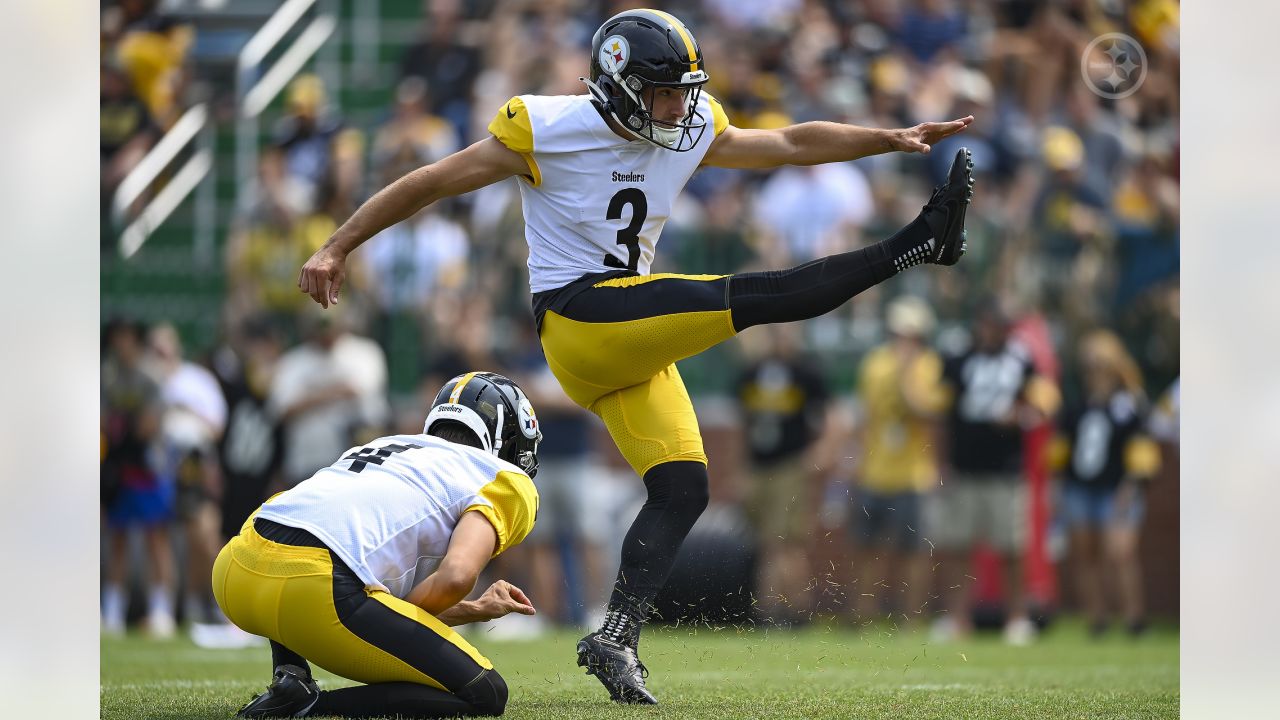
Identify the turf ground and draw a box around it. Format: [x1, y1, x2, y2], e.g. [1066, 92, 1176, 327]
[102, 621, 1178, 719]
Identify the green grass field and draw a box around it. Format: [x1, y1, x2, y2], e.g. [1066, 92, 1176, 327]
[102, 621, 1178, 719]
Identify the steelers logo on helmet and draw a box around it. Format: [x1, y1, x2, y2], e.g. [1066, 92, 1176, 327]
[518, 396, 539, 440]
[599, 35, 630, 75]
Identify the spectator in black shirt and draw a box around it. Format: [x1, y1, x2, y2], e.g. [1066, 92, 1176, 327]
[1053, 330, 1160, 636]
[734, 325, 829, 624]
[101, 62, 157, 245]
[213, 317, 285, 541]
[102, 318, 176, 636]
[265, 75, 362, 219]
[928, 299, 1059, 644]
[399, 0, 481, 146]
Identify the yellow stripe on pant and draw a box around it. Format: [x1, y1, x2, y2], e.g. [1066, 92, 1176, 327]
[538, 273, 737, 476]
[211, 517, 492, 689]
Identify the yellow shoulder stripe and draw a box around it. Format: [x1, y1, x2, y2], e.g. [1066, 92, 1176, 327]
[467, 470, 539, 556]
[703, 92, 729, 136]
[488, 97, 533, 153]
[487, 96, 542, 187]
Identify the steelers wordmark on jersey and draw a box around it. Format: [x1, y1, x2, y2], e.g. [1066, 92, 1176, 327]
[488, 92, 728, 293]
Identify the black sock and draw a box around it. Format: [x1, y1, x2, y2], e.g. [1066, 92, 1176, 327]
[728, 215, 935, 332]
[270, 641, 311, 679]
[309, 671, 507, 718]
[881, 214, 938, 272]
[605, 461, 710, 639]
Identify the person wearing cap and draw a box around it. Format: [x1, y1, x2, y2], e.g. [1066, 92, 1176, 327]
[1033, 125, 1109, 326]
[851, 295, 946, 623]
[266, 74, 364, 218]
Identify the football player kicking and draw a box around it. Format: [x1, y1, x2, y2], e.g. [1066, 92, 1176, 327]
[299, 9, 975, 706]
[213, 372, 541, 718]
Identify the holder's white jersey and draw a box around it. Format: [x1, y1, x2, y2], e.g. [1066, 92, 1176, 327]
[255, 434, 538, 599]
[488, 92, 730, 293]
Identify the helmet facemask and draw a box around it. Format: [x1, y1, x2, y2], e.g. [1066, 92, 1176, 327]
[494, 389, 543, 479]
[584, 71, 708, 152]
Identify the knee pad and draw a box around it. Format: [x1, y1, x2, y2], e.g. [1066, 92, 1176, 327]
[643, 461, 710, 519]
[458, 669, 508, 716]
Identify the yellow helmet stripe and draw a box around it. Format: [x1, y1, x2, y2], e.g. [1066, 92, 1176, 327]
[643, 9, 699, 72]
[449, 371, 478, 404]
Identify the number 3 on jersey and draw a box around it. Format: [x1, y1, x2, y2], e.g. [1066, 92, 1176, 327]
[603, 188, 647, 272]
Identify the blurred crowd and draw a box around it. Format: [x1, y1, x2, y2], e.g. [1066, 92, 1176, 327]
[100, 0, 195, 240]
[102, 0, 1180, 642]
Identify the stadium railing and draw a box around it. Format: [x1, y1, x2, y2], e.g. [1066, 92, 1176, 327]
[111, 102, 215, 263]
[235, 0, 337, 204]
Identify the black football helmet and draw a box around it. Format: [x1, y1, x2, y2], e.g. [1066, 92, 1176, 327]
[582, 9, 709, 152]
[424, 372, 542, 478]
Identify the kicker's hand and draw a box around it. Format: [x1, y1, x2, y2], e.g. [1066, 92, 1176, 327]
[892, 116, 974, 155]
[474, 580, 536, 621]
[298, 245, 348, 309]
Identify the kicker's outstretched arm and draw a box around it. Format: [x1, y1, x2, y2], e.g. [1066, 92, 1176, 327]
[702, 115, 974, 170]
[298, 136, 528, 307]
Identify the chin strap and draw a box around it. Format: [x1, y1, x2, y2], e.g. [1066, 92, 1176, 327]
[581, 76, 647, 143]
[581, 76, 612, 109]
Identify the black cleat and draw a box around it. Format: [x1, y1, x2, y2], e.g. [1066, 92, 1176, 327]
[921, 146, 976, 266]
[577, 632, 658, 705]
[237, 665, 320, 718]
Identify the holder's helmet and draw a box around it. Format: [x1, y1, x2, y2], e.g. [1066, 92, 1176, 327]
[424, 372, 542, 478]
[582, 9, 709, 152]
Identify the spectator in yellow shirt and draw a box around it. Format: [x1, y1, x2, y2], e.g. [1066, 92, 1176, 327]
[852, 296, 945, 624]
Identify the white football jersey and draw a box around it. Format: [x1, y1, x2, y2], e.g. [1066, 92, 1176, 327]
[255, 434, 539, 599]
[488, 92, 729, 293]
